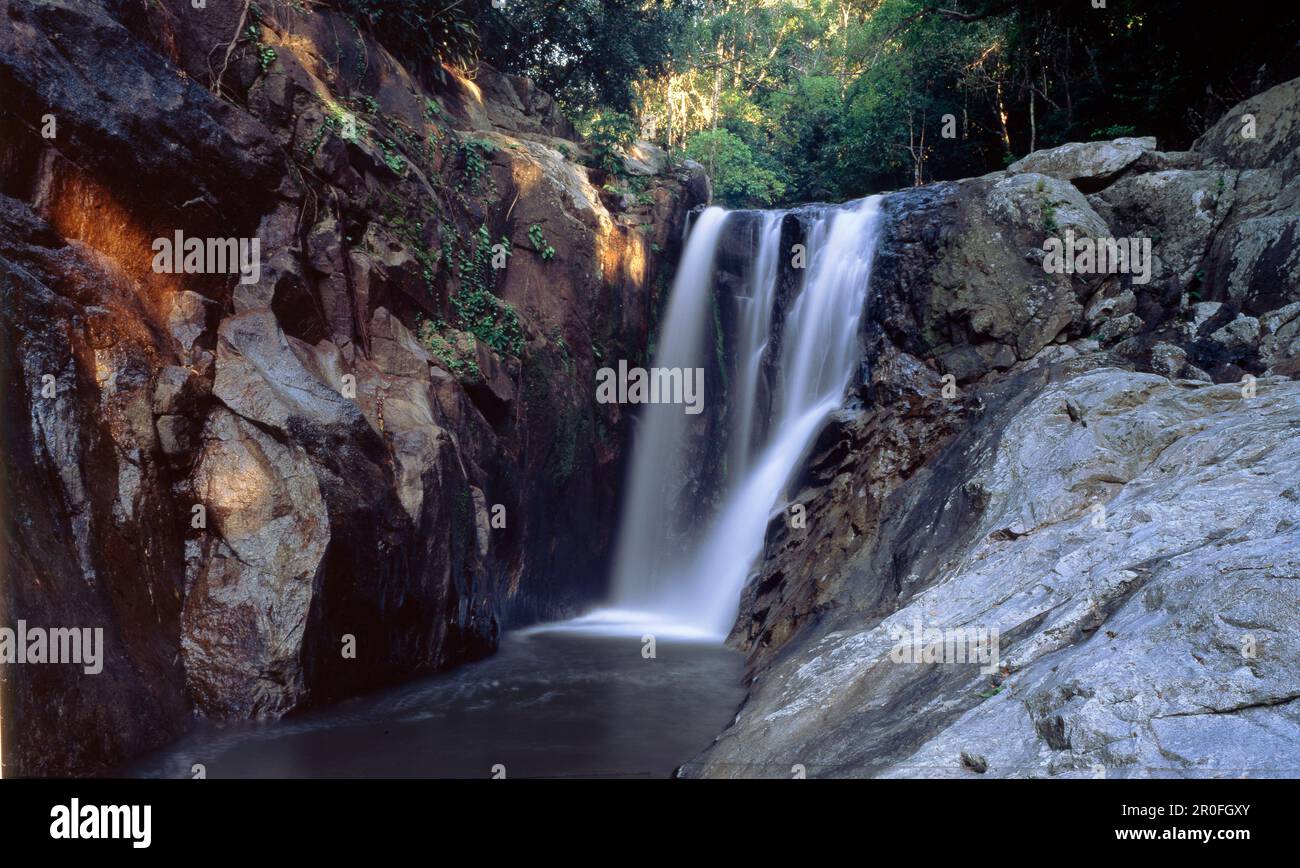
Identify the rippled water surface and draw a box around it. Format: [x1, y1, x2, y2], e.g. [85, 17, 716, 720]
[122, 627, 745, 779]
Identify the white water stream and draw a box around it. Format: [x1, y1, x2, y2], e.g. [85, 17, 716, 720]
[567, 196, 884, 639]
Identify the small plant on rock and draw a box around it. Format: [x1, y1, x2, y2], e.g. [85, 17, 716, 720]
[528, 223, 556, 261]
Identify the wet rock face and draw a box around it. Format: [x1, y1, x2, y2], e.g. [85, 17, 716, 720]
[702, 78, 1300, 778]
[1, 0, 704, 775]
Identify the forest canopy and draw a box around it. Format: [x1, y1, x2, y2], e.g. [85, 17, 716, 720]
[343, 1, 1300, 208]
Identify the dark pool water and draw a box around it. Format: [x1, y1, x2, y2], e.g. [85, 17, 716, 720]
[120, 626, 746, 779]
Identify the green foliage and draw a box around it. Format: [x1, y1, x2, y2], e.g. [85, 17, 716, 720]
[684, 129, 784, 208]
[379, 139, 406, 175]
[552, 330, 575, 376]
[244, 17, 278, 74]
[474, 0, 688, 113]
[1041, 199, 1059, 235]
[452, 225, 525, 358]
[331, 2, 1298, 209]
[455, 138, 496, 192]
[528, 224, 556, 262]
[764, 76, 843, 203]
[581, 111, 636, 177]
[631, 0, 1299, 204]
[1092, 124, 1139, 140]
[300, 103, 351, 159]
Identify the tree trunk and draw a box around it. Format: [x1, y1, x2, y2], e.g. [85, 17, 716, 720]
[1029, 79, 1036, 153]
[667, 79, 675, 151]
[996, 82, 1013, 157]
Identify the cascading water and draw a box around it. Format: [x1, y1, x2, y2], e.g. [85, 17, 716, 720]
[601, 207, 731, 622]
[727, 212, 783, 476]
[580, 196, 884, 639]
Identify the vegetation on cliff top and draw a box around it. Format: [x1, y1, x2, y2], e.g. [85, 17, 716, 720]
[336, 1, 1299, 210]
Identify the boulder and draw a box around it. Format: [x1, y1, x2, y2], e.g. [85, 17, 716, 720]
[1090, 169, 1236, 289]
[1204, 178, 1300, 314]
[183, 409, 330, 717]
[1008, 137, 1157, 190]
[1085, 288, 1137, 329]
[1149, 342, 1211, 382]
[1195, 77, 1300, 176]
[1096, 312, 1143, 347]
[1192, 79, 1300, 315]
[624, 140, 669, 176]
[213, 309, 361, 434]
[872, 173, 1102, 378]
[167, 290, 213, 354]
[1260, 302, 1300, 375]
[1209, 314, 1262, 356]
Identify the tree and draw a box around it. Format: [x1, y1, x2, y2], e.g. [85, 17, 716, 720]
[685, 129, 786, 207]
[474, 0, 693, 114]
[635, 0, 1300, 205]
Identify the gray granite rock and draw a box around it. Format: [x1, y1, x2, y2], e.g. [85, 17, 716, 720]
[1008, 137, 1157, 187]
[690, 370, 1300, 778]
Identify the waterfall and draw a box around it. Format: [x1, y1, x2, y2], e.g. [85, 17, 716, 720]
[603, 206, 730, 622]
[727, 212, 783, 476]
[577, 196, 884, 640]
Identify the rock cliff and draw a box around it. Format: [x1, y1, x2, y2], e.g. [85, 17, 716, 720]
[0, 0, 706, 775]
